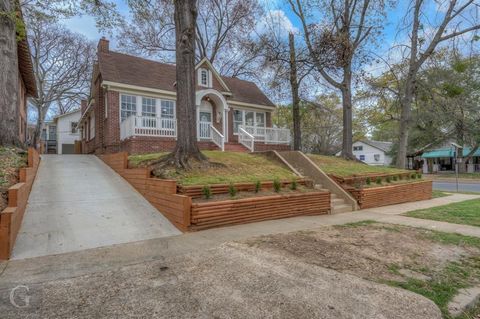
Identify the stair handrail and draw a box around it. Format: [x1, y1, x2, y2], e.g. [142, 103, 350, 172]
[238, 126, 254, 152]
[210, 124, 225, 151]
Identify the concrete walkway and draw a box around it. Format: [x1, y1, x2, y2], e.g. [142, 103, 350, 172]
[11, 155, 181, 260]
[2, 192, 479, 288]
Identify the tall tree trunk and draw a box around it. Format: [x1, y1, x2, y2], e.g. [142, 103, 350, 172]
[396, 78, 415, 169]
[0, 0, 21, 146]
[341, 67, 353, 159]
[288, 33, 301, 151]
[170, 0, 205, 167]
[32, 104, 47, 148]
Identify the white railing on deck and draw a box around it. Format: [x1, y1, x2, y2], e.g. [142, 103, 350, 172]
[239, 127, 254, 152]
[120, 115, 176, 140]
[240, 125, 291, 145]
[210, 125, 225, 151]
[198, 121, 211, 139]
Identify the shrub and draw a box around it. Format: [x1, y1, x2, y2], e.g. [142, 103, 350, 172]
[202, 185, 212, 199]
[254, 180, 261, 193]
[398, 174, 403, 180]
[411, 173, 417, 179]
[273, 178, 282, 193]
[376, 177, 382, 185]
[417, 173, 422, 179]
[386, 176, 391, 183]
[228, 183, 237, 198]
[290, 179, 297, 190]
[366, 177, 371, 185]
[392, 175, 398, 182]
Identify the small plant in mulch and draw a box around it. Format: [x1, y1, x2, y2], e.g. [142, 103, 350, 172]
[290, 179, 297, 191]
[386, 176, 392, 183]
[254, 180, 261, 193]
[392, 175, 398, 182]
[366, 177, 371, 185]
[273, 178, 282, 193]
[411, 173, 417, 179]
[228, 183, 237, 198]
[417, 173, 422, 179]
[376, 177, 382, 185]
[202, 185, 212, 199]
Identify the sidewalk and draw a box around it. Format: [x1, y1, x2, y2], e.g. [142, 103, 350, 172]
[1, 193, 479, 289]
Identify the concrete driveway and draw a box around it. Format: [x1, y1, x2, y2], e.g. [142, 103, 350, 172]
[12, 155, 181, 260]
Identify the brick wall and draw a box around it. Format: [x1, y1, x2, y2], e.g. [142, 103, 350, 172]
[120, 136, 219, 154]
[254, 142, 291, 152]
[104, 90, 121, 153]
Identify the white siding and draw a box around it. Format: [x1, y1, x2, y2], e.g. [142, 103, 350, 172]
[352, 141, 391, 166]
[56, 111, 81, 154]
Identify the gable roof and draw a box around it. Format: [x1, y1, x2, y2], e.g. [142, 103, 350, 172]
[195, 57, 231, 92]
[358, 140, 393, 153]
[97, 51, 275, 108]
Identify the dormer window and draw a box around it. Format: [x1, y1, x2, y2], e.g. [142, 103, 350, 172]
[199, 68, 209, 87]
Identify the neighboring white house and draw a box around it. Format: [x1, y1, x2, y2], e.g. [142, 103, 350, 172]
[53, 109, 81, 154]
[337, 140, 393, 166]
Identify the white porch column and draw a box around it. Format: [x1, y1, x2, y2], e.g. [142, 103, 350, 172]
[196, 104, 200, 141]
[224, 109, 229, 142]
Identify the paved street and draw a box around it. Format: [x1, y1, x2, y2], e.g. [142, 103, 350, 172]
[433, 181, 480, 193]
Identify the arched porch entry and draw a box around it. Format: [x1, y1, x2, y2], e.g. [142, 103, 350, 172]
[195, 89, 229, 143]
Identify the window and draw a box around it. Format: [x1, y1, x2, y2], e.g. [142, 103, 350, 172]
[89, 114, 95, 139]
[142, 97, 156, 117]
[201, 70, 208, 86]
[232, 110, 266, 134]
[199, 68, 209, 87]
[121, 95, 137, 121]
[353, 145, 363, 151]
[160, 100, 175, 118]
[359, 155, 365, 161]
[374, 154, 381, 161]
[71, 122, 78, 134]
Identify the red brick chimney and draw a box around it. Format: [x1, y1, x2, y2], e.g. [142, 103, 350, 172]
[81, 99, 88, 115]
[97, 37, 109, 53]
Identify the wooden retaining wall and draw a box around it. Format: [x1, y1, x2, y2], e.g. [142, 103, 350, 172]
[178, 179, 312, 198]
[330, 171, 419, 186]
[190, 191, 330, 230]
[100, 152, 330, 232]
[0, 148, 40, 260]
[348, 181, 432, 209]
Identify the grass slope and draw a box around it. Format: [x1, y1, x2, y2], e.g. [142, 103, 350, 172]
[129, 151, 298, 186]
[307, 154, 409, 177]
[405, 199, 480, 227]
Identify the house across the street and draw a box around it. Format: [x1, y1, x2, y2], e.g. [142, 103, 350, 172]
[338, 140, 393, 166]
[78, 37, 291, 154]
[421, 145, 480, 173]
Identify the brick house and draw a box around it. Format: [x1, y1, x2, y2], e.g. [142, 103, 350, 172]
[78, 38, 291, 154]
[17, 22, 37, 144]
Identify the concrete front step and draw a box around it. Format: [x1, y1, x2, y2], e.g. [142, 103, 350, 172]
[331, 204, 353, 214]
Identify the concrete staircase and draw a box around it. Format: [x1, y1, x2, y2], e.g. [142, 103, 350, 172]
[275, 151, 359, 214]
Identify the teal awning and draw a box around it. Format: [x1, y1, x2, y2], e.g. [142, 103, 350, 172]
[421, 147, 480, 158]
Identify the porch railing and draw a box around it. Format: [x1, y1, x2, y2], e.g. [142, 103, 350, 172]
[198, 121, 211, 139]
[120, 115, 176, 140]
[240, 125, 291, 145]
[210, 125, 225, 151]
[239, 127, 255, 152]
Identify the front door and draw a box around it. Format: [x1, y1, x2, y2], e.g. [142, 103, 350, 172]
[198, 100, 213, 139]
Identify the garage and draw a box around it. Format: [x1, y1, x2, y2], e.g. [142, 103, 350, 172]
[61, 144, 75, 154]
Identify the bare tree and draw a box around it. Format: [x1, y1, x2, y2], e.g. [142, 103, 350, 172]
[27, 12, 95, 146]
[289, 33, 302, 150]
[395, 0, 480, 168]
[288, 0, 386, 159]
[118, 0, 262, 77]
[0, 0, 20, 146]
[160, 0, 204, 168]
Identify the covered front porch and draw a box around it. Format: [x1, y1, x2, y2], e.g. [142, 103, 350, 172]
[119, 89, 291, 152]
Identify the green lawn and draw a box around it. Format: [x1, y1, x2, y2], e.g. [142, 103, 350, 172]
[307, 154, 410, 177]
[432, 190, 452, 198]
[405, 199, 480, 227]
[129, 151, 298, 186]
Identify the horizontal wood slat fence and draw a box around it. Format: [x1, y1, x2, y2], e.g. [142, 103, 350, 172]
[0, 148, 40, 260]
[100, 152, 330, 231]
[330, 171, 420, 186]
[348, 181, 432, 209]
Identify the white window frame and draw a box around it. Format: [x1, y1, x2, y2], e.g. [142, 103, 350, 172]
[232, 109, 266, 135]
[142, 97, 157, 117]
[160, 100, 175, 119]
[120, 94, 137, 122]
[198, 68, 212, 88]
